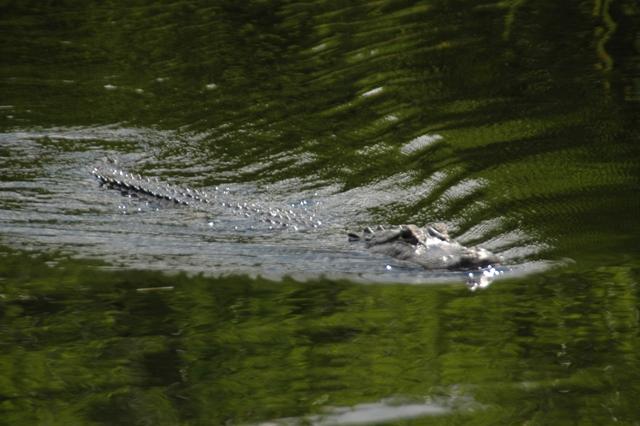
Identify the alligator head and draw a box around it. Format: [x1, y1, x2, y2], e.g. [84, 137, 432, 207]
[348, 223, 500, 270]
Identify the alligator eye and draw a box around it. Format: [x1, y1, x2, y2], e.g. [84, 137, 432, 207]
[400, 228, 419, 244]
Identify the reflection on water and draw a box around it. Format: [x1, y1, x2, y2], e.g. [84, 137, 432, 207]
[254, 394, 478, 425]
[1, 0, 639, 424]
[1, 258, 639, 424]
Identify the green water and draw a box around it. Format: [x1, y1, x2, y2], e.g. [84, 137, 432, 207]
[1, 0, 639, 424]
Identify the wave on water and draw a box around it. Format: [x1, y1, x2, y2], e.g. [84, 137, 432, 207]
[0, 127, 553, 289]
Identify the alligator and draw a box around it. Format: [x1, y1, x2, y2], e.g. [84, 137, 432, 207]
[92, 162, 501, 273]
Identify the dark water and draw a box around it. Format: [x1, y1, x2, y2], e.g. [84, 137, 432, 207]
[1, 1, 639, 424]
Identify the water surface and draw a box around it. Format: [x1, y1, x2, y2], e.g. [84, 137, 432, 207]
[1, 0, 639, 424]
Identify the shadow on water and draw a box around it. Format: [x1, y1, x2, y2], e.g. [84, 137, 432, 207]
[1, 0, 639, 424]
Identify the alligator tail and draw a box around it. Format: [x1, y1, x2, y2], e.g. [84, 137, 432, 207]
[91, 162, 323, 230]
[91, 164, 210, 206]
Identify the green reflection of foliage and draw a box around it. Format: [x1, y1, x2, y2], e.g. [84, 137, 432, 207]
[2, 0, 635, 178]
[1, 248, 640, 424]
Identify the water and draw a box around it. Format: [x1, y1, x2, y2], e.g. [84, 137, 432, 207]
[1, 0, 639, 424]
